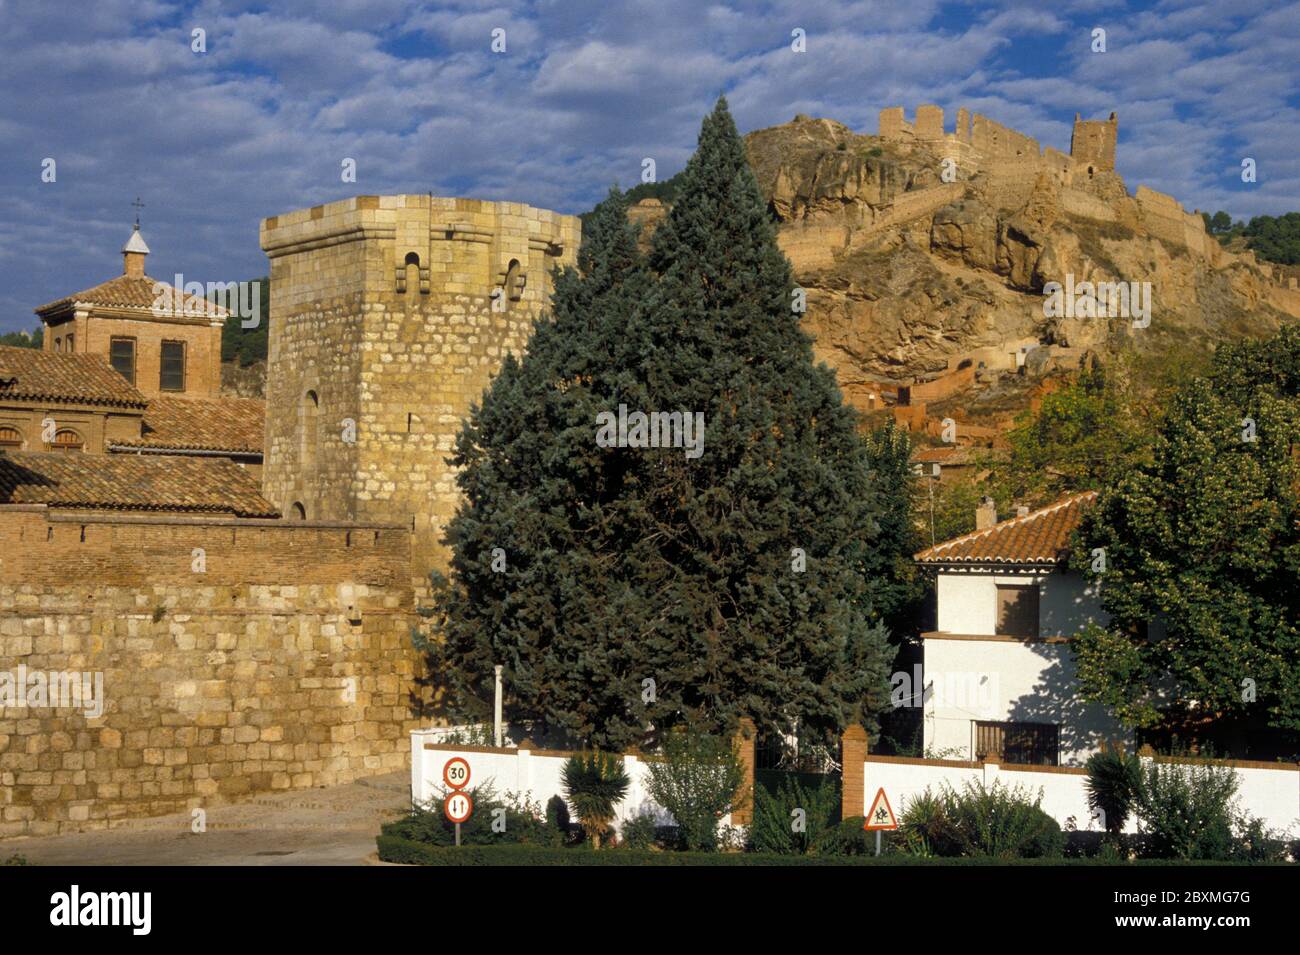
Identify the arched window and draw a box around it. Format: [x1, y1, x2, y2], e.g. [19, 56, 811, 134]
[301, 389, 319, 474]
[291, 502, 307, 521]
[52, 429, 84, 452]
[0, 426, 22, 449]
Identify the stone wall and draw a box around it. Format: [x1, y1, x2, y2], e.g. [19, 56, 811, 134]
[1135, 185, 1212, 257]
[260, 195, 580, 578]
[0, 507, 424, 836]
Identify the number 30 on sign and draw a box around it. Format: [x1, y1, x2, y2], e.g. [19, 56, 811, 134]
[443, 757, 471, 790]
[444, 790, 473, 824]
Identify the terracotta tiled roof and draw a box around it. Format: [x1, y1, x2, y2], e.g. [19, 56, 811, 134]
[0, 450, 277, 517]
[914, 491, 1097, 565]
[35, 274, 227, 318]
[112, 395, 265, 455]
[0, 345, 148, 408]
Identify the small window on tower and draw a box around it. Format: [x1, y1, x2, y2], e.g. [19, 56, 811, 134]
[110, 337, 136, 385]
[0, 426, 22, 449]
[160, 341, 186, 392]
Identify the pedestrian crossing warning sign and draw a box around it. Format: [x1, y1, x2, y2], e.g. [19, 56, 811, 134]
[863, 788, 898, 830]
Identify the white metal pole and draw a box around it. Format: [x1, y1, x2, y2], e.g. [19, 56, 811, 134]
[493, 665, 503, 747]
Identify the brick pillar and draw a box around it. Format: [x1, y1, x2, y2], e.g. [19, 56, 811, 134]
[842, 724, 868, 820]
[732, 717, 757, 825]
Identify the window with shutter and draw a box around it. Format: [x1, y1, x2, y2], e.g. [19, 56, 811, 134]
[160, 340, 186, 391]
[995, 584, 1039, 637]
[110, 337, 136, 385]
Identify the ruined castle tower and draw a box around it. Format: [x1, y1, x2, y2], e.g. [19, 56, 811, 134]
[1069, 112, 1118, 174]
[259, 195, 580, 576]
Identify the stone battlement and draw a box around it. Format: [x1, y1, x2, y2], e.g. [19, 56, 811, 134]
[259, 195, 581, 574]
[878, 105, 1118, 177]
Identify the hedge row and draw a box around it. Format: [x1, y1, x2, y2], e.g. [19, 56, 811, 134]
[375, 836, 1267, 867]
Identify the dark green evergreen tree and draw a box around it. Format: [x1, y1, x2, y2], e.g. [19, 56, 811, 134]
[430, 100, 909, 749]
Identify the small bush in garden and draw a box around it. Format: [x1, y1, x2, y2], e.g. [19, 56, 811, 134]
[918, 781, 1063, 859]
[645, 727, 747, 851]
[749, 774, 840, 854]
[619, 811, 659, 850]
[1230, 812, 1288, 862]
[893, 788, 951, 857]
[561, 751, 630, 848]
[386, 785, 561, 847]
[546, 794, 572, 842]
[812, 817, 872, 856]
[1133, 760, 1239, 860]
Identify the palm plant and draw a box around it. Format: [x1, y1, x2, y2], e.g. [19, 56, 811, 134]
[1085, 743, 1142, 837]
[561, 751, 630, 848]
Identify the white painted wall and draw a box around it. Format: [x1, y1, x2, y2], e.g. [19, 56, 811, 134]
[864, 756, 1300, 837]
[935, 567, 1104, 636]
[927, 566, 1119, 765]
[410, 732, 688, 833]
[923, 635, 1129, 765]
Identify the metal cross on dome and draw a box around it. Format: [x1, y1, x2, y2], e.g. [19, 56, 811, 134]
[132, 197, 145, 228]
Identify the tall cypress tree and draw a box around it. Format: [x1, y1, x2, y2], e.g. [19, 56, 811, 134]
[431, 100, 904, 749]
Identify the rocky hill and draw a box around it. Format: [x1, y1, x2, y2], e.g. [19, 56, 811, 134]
[633, 111, 1300, 429]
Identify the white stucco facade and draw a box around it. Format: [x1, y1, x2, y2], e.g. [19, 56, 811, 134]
[923, 566, 1129, 766]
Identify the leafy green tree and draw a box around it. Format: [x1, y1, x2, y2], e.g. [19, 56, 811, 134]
[1242, 211, 1300, 264]
[0, 327, 42, 349]
[1071, 326, 1300, 735]
[561, 751, 630, 848]
[998, 362, 1150, 504]
[430, 99, 905, 750]
[217, 278, 270, 366]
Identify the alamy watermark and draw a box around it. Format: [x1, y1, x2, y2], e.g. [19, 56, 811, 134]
[891, 665, 999, 719]
[1042, 273, 1151, 328]
[595, 404, 705, 459]
[152, 275, 261, 329]
[0, 665, 104, 718]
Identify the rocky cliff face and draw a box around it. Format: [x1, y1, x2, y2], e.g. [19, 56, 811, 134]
[635, 114, 1300, 419]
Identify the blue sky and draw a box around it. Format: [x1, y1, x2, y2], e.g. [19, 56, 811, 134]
[2, 0, 1298, 332]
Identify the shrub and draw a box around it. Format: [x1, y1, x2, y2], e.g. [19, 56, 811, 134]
[1230, 812, 1288, 863]
[545, 794, 572, 841]
[561, 751, 630, 848]
[645, 727, 747, 851]
[893, 788, 952, 857]
[619, 811, 659, 850]
[749, 774, 840, 854]
[1133, 760, 1239, 860]
[1085, 744, 1142, 836]
[812, 817, 873, 856]
[895, 782, 1064, 859]
[386, 785, 563, 847]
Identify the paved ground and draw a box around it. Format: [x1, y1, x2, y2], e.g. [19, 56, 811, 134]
[3, 771, 411, 866]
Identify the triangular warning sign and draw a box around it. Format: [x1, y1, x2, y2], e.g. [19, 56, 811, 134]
[862, 787, 898, 830]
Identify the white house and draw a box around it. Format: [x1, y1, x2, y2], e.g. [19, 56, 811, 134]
[913, 492, 1130, 766]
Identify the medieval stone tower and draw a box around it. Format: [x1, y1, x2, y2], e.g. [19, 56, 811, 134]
[1069, 111, 1118, 174]
[259, 194, 580, 577]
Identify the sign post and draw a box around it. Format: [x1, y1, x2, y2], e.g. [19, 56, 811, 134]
[862, 787, 898, 857]
[443, 757, 472, 846]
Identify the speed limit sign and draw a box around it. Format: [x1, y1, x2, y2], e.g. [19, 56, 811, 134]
[443, 757, 471, 790]
[444, 790, 473, 824]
